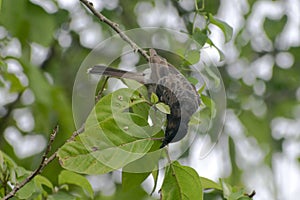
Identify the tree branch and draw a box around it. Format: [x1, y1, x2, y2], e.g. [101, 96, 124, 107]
[3, 124, 85, 200]
[79, 0, 150, 61]
[3, 125, 59, 200]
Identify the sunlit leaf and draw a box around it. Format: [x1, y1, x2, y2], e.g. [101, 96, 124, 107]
[201, 94, 216, 117]
[4, 73, 24, 93]
[197, 82, 206, 95]
[58, 170, 94, 198]
[156, 102, 170, 114]
[200, 176, 222, 190]
[185, 49, 200, 65]
[58, 88, 158, 174]
[187, 76, 199, 85]
[151, 92, 159, 104]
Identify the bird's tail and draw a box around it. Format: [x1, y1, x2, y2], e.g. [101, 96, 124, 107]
[88, 65, 145, 83]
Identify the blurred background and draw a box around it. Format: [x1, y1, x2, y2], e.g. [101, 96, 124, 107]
[0, 0, 300, 199]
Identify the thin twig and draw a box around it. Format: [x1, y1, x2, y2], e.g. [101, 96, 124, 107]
[79, 0, 150, 61]
[3, 125, 59, 200]
[67, 123, 85, 142]
[3, 124, 86, 200]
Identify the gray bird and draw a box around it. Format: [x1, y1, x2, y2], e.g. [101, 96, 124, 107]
[88, 49, 200, 148]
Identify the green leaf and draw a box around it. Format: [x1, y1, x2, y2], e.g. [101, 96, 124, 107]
[16, 180, 35, 199]
[161, 161, 203, 200]
[155, 102, 171, 114]
[220, 179, 253, 200]
[113, 184, 149, 200]
[92, 88, 147, 124]
[58, 88, 158, 174]
[208, 13, 233, 42]
[121, 139, 163, 174]
[4, 73, 24, 93]
[221, 179, 232, 199]
[263, 15, 287, 41]
[122, 171, 151, 192]
[0, 153, 53, 200]
[201, 94, 216, 118]
[200, 176, 222, 190]
[187, 76, 199, 85]
[193, 28, 208, 47]
[206, 37, 225, 61]
[58, 170, 94, 198]
[16, 175, 53, 199]
[189, 109, 202, 125]
[48, 191, 77, 200]
[151, 170, 159, 195]
[197, 82, 206, 95]
[185, 50, 200, 65]
[57, 139, 114, 175]
[205, 65, 221, 87]
[151, 92, 159, 104]
[34, 175, 53, 190]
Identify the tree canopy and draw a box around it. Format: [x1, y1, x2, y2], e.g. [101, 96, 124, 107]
[0, 0, 299, 199]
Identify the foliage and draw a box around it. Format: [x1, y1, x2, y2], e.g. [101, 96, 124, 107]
[0, 0, 299, 199]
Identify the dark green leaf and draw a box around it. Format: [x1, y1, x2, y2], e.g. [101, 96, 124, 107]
[161, 161, 203, 200]
[263, 15, 287, 41]
[193, 28, 208, 47]
[122, 171, 150, 192]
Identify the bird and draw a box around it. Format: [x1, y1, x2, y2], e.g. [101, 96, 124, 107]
[88, 49, 201, 148]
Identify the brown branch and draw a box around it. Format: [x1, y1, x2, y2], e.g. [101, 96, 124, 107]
[67, 123, 85, 142]
[3, 125, 59, 200]
[79, 0, 150, 61]
[3, 124, 86, 200]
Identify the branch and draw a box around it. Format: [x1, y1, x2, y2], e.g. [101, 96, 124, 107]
[3, 125, 59, 200]
[79, 0, 150, 61]
[3, 124, 86, 200]
[67, 123, 85, 142]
